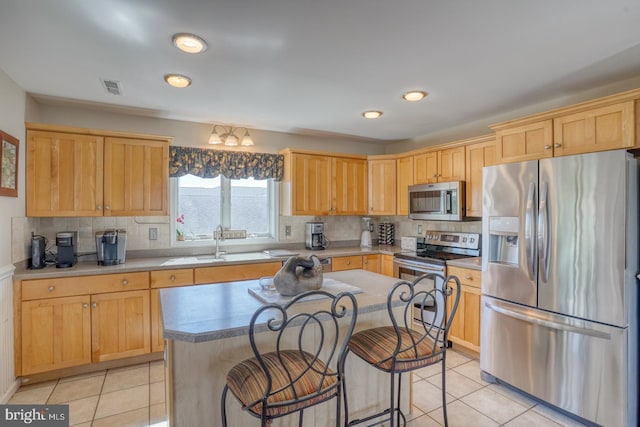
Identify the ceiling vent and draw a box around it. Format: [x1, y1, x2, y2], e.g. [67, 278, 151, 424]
[100, 78, 122, 96]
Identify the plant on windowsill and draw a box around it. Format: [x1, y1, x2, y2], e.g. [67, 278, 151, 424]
[176, 214, 186, 241]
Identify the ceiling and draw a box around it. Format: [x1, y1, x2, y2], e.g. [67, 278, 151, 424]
[1, 0, 640, 143]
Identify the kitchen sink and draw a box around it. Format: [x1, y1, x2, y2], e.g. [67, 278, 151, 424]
[160, 252, 273, 266]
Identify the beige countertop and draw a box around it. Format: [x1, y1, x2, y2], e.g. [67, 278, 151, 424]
[12, 245, 402, 280]
[160, 269, 400, 343]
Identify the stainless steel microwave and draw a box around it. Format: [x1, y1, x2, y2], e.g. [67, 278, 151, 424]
[408, 181, 465, 221]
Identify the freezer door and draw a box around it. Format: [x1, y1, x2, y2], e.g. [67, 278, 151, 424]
[481, 296, 634, 427]
[538, 150, 632, 326]
[482, 160, 538, 306]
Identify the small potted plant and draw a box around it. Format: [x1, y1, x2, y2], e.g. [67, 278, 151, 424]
[176, 214, 186, 241]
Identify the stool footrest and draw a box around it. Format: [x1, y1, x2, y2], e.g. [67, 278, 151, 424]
[347, 407, 406, 427]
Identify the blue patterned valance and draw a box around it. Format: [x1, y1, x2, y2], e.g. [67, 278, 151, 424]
[169, 146, 284, 181]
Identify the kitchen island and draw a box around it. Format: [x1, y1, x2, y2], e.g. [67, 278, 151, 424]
[160, 269, 408, 427]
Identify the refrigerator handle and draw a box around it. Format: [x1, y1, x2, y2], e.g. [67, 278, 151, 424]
[484, 301, 611, 340]
[538, 181, 550, 282]
[524, 182, 536, 280]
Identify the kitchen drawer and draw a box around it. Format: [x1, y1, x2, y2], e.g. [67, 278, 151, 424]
[194, 262, 282, 284]
[447, 266, 481, 289]
[150, 269, 194, 288]
[22, 272, 150, 301]
[332, 256, 364, 271]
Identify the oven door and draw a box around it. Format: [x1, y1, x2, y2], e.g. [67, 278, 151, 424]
[393, 257, 447, 342]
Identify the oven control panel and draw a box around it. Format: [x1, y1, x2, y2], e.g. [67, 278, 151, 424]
[424, 231, 480, 250]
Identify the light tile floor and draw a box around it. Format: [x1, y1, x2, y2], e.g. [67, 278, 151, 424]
[8, 350, 587, 427]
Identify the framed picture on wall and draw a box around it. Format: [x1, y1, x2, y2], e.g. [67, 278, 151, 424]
[0, 130, 19, 197]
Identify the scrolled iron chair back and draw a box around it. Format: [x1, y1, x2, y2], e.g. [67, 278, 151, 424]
[385, 273, 461, 371]
[246, 290, 358, 418]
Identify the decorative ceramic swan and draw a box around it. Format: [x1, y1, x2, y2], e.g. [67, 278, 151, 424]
[273, 255, 323, 296]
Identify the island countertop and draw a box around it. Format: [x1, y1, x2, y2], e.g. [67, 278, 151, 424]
[160, 269, 400, 343]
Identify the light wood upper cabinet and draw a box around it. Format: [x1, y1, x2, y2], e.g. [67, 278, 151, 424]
[553, 101, 635, 156]
[413, 152, 439, 184]
[368, 159, 396, 215]
[26, 130, 104, 217]
[494, 120, 553, 164]
[396, 157, 414, 216]
[414, 147, 465, 184]
[334, 157, 368, 215]
[26, 125, 171, 217]
[280, 150, 367, 216]
[465, 138, 496, 218]
[21, 295, 92, 375]
[104, 137, 169, 216]
[439, 147, 466, 181]
[91, 289, 151, 362]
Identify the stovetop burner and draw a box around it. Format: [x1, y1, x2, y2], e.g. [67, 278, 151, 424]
[396, 231, 481, 265]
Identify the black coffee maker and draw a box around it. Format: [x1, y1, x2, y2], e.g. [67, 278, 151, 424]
[56, 231, 77, 268]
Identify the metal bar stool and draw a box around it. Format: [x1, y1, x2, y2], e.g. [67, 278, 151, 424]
[221, 290, 358, 427]
[344, 273, 461, 427]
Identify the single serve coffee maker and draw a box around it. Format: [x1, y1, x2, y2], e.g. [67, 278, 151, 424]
[56, 231, 77, 268]
[96, 230, 127, 266]
[305, 222, 327, 250]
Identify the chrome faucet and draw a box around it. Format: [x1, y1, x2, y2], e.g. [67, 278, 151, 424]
[214, 224, 225, 258]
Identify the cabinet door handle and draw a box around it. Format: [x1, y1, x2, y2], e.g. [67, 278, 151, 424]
[96, 205, 102, 211]
[465, 275, 473, 280]
[432, 174, 438, 178]
[83, 303, 89, 308]
[554, 143, 562, 148]
[122, 279, 128, 285]
[170, 275, 176, 281]
[346, 260, 351, 265]
[544, 145, 551, 149]
[92, 302, 97, 308]
[48, 286, 55, 292]
[105, 205, 111, 210]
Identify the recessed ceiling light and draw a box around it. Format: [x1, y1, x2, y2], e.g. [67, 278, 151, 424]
[402, 91, 427, 102]
[172, 33, 208, 54]
[164, 74, 192, 88]
[362, 110, 383, 119]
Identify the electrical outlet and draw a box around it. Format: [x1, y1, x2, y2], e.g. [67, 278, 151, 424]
[417, 224, 423, 234]
[149, 227, 158, 240]
[285, 225, 292, 236]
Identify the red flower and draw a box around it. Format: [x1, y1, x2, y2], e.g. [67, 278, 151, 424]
[176, 214, 185, 224]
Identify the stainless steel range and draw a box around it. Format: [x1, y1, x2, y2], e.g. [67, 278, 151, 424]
[394, 231, 481, 339]
[394, 231, 481, 280]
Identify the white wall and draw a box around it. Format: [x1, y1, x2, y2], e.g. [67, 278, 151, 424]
[33, 102, 388, 155]
[0, 69, 26, 265]
[0, 67, 26, 403]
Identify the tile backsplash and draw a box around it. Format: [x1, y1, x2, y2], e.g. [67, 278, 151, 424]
[12, 214, 482, 263]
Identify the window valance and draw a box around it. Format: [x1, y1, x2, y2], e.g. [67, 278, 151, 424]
[169, 146, 284, 181]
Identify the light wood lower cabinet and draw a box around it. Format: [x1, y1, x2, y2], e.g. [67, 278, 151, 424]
[446, 266, 482, 353]
[21, 295, 92, 375]
[381, 254, 395, 277]
[332, 255, 364, 272]
[194, 262, 282, 284]
[362, 254, 380, 273]
[150, 269, 195, 353]
[19, 272, 151, 376]
[91, 290, 150, 362]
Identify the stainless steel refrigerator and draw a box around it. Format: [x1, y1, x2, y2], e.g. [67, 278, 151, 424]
[481, 149, 638, 427]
